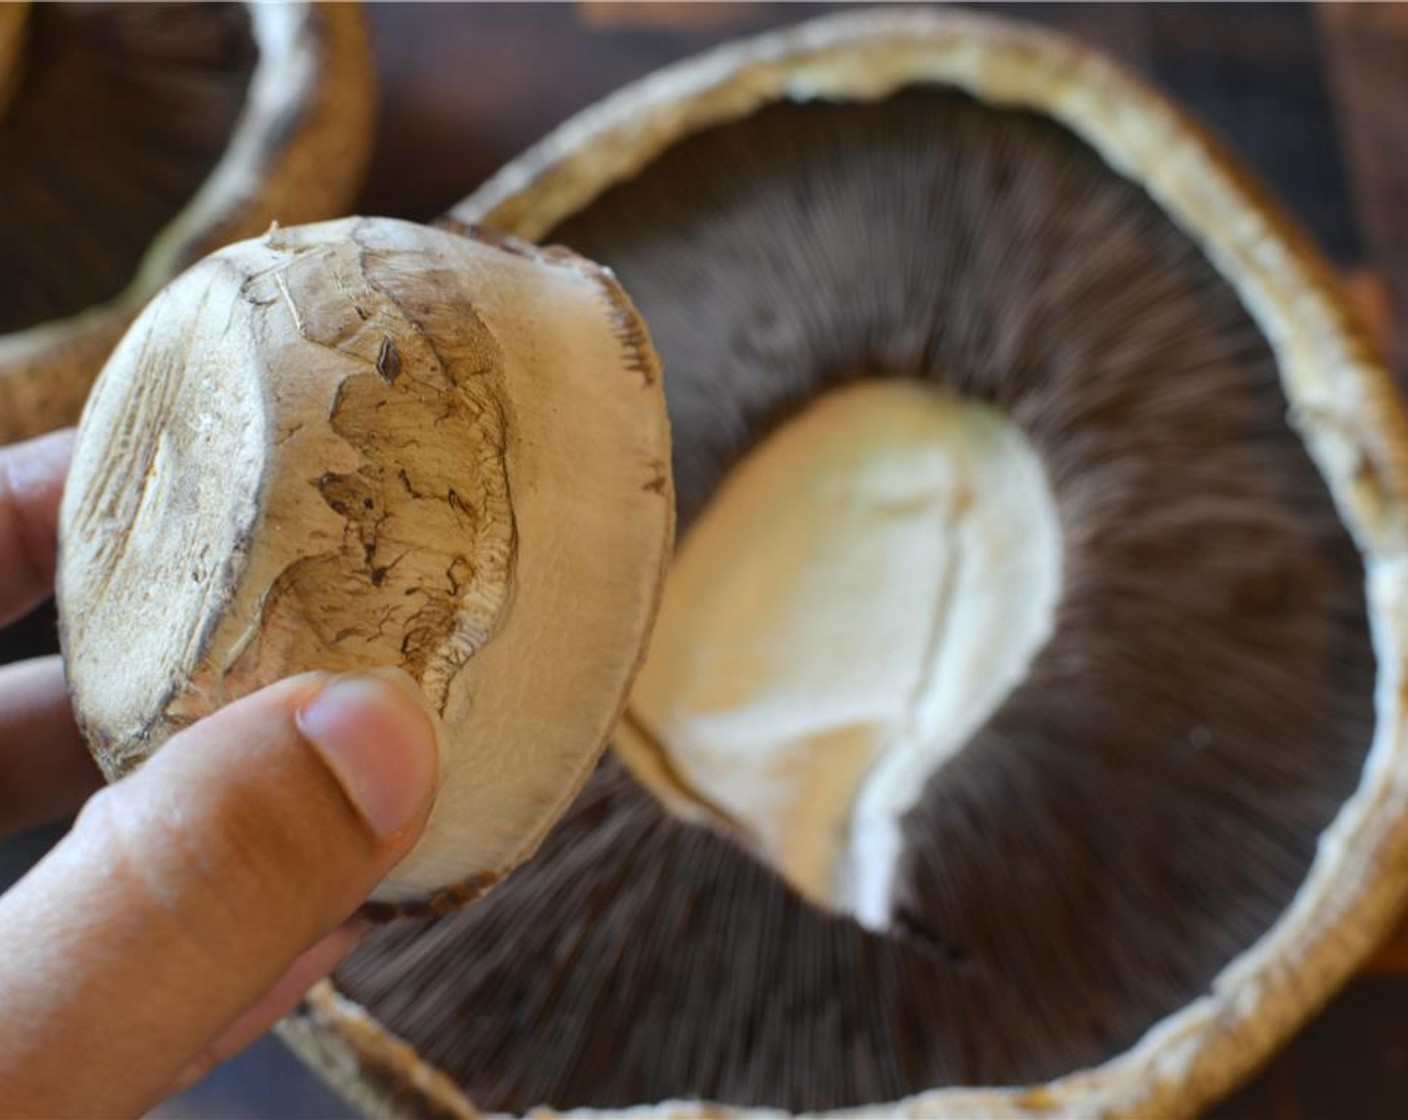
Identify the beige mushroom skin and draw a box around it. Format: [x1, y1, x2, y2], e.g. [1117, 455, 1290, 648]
[0, 2, 374, 446]
[57, 216, 674, 909]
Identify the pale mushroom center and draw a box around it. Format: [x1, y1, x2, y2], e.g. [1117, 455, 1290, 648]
[617, 380, 1061, 928]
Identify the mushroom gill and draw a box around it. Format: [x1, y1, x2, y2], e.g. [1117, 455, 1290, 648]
[0, 3, 256, 333]
[0, 2, 372, 445]
[328, 84, 1378, 1116]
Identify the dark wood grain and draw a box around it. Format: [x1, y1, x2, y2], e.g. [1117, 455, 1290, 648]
[1143, 2, 1363, 264]
[356, 1, 838, 222]
[1214, 978, 1408, 1120]
[1320, 3, 1408, 381]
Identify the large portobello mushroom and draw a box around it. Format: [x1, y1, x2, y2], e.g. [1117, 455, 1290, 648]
[284, 9, 1408, 1120]
[0, 2, 372, 444]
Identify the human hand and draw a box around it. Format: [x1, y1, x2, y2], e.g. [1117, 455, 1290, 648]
[0, 430, 441, 1118]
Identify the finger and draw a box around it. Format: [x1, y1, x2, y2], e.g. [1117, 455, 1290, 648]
[0, 429, 73, 627]
[166, 919, 367, 1097]
[0, 657, 102, 839]
[0, 669, 440, 1119]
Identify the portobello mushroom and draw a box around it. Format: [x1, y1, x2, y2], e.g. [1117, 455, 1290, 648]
[0, 1, 372, 444]
[281, 9, 1408, 1119]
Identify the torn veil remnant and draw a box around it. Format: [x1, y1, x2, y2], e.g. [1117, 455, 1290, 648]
[57, 216, 675, 909]
[0, 2, 373, 445]
[290, 9, 1408, 1120]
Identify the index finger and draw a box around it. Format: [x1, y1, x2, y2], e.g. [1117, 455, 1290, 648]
[0, 429, 73, 627]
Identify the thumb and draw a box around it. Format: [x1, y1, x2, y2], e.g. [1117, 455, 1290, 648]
[0, 670, 440, 1119]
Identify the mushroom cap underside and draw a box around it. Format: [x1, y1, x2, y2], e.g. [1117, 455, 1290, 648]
[296, 10, 1408, 1120]
[0, 1, 374, 445]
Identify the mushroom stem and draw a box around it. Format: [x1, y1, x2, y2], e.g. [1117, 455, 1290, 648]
[58, 216, 673, 912]
[616, 381, 1061, 926]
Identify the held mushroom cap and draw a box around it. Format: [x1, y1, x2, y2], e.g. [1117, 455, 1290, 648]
[287, 9, 1408, 1120]
[0, 2, 373, 445]
[57, 216, 674, 909]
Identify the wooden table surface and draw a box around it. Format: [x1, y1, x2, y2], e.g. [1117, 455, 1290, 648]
[2, 4, 1405, 1117]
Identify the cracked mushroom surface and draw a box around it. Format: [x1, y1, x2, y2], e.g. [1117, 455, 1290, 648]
[290, 11, 1408, 1120]
[0, 1, 373, 445]
[57, 216, 674, 908]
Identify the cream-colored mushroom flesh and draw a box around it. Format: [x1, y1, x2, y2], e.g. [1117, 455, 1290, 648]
[332, 81, 1378, 1115]
[58, 216, 673, 907]
[617, 381, 1061, 927]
